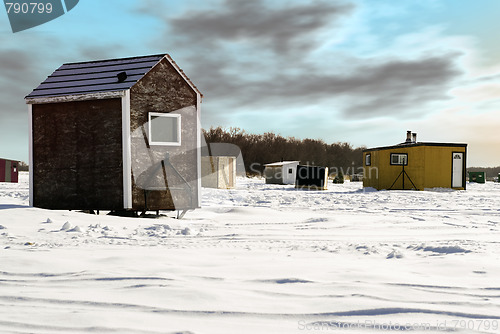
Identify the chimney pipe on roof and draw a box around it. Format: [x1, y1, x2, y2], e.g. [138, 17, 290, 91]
[406, 130, 412, 143]
[117, 71, 127, 83]
[412, 133, 417, 143]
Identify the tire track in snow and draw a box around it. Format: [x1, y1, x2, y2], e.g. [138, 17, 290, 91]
[0, 319, 179, 334]
[1, 295, 499, 320]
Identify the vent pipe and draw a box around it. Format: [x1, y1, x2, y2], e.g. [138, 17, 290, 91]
[406, 130, 412, 143]
[117, 71, 128, 83]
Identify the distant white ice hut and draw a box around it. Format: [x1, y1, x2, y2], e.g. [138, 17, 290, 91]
[263, 161, 299, 185]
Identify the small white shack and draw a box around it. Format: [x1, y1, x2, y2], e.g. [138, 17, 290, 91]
[202, 156, 236, 189]
[263, 161, 299, 185]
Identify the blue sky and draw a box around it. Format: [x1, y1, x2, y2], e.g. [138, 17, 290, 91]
[1, 0, 500, 166]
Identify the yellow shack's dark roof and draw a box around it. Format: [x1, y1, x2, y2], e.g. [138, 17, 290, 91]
[363, 142, 467, 153]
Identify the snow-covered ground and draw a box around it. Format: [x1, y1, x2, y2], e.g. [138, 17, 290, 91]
[1, 172, 500, 333]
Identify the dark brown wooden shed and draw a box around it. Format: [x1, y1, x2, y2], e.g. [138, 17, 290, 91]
[26, 54, 202, 214]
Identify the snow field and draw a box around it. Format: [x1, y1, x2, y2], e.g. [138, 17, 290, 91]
[0, 172, 499, 333]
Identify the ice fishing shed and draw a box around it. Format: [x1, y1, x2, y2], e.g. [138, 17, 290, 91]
[295, 165, 329, 190]
[468, 171, 485, 184]
[201, 156, 236, 189]
[264, 161, 299, 185]
[0, 158, 18, 183]
[363, 131, 467, 190]
[25, 54, 202, 212]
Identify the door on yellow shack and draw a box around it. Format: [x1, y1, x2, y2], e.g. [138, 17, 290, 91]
[452, 152, 464, 188]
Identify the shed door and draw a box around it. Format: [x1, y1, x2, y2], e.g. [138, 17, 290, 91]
[219, 159, 227, 188]
[452, 152, 464, 188]
[228, 158, 234, 188]
[11, 162, 18, 183]
[5, 160, 11, 182]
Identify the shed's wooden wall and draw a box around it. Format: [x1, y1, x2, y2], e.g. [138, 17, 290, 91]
[363, 147, 425, 190]
[282, 162, 299, 185]
[422, 146, 466, 189]
[362, 151, 380, 190]
[130, 58, 199, 211]
[32, 98, 123, 209]
[264, 166, 284, 184]
[295, 165, 329, 190]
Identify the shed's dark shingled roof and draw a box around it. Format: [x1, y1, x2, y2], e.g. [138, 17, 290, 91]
[26, 54, 201, 99]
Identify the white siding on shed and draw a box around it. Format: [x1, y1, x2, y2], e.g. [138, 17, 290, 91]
[263, 161, 299, 185]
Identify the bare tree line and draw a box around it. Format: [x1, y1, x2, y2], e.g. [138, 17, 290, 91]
[203, 127, 366, 176]
[467, 166, 500, 179]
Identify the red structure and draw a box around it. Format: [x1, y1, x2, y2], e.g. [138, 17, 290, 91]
[0, 158, 19, 183]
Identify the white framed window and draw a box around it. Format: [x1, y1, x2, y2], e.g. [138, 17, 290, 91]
[148, 112, 181, 146]
[390, 153, 408, 165]
[365, 154, 371, 166]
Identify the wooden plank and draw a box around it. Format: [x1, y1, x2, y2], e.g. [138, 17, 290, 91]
[122, 90, 132, 209]
[28, 104, 33, 205]
[26, 91, 124, 105]
[28, 82, 134, 97]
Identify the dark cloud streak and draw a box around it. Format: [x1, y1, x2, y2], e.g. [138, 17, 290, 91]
[190, 53, 462, 118]
[0, 48, 48, 121]
[140, 0, 464, 119]
[169, 0, 354, 55]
